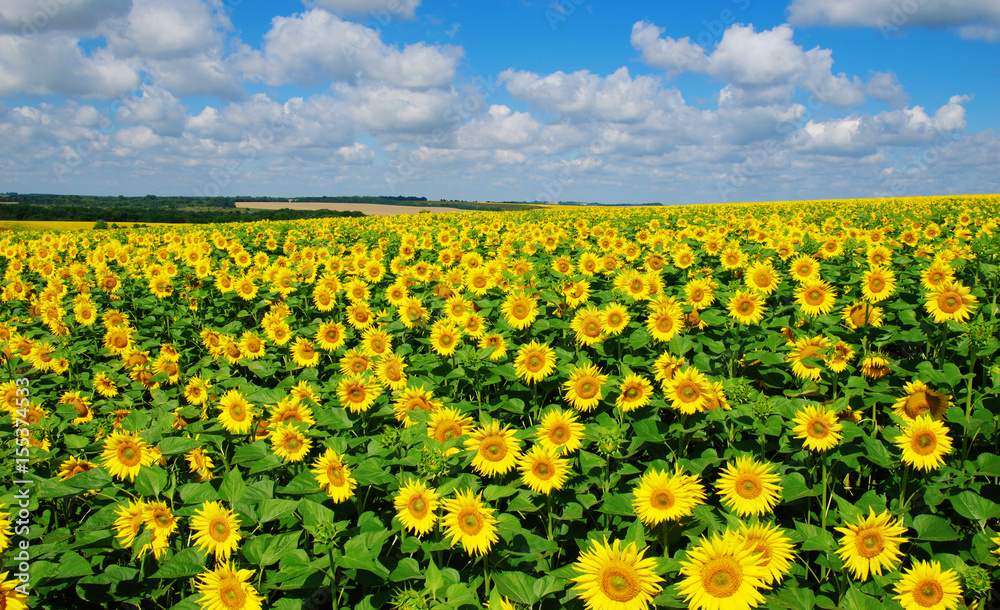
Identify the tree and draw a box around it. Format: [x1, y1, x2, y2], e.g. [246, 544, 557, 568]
[93, 219, 107, 230]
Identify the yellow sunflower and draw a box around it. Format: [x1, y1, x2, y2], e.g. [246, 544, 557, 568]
[570, 305, 604, 346]
[895, 415, 953, 471]
[861, 266, 897, 303]
[616, 374, 653, 412]
[289, 337, 320, 368]
[536, 408, 585, 455]
[513, 340, 556, 384]
[0, 571, 27, 610]
[684, 277, 717, 310]
[631, 466, 707, 525]
[600, 302, 631, 335]
[430, 320, 462, 356]
[336, 373, 381, 413]
[892, 380, 950, 421]
[375, 353, 408, 390]
[841, 301, 884, 329]
[191, 501, 242, 562]
[478, 333, 508, 361]
[465, 421, 522, 477]
[269, 423, 312, 462]
[715, 455, 782, 517]
[518, 445, 570, 495]
[315, 321, 347, 352]
[788, 254, 820, 282]
[834, 508, 908, 581]
[727, 289, 766, 325]
[218, 389, 255, 434]
[787, 335, 829, 381]
[311, 448, 356, 503]
[100, 430, 154, 482]
[795, 279, 837, 317]
[441, 489, 499, 556]
[113, 499, 149, 549]
[393, 385, 442, 427]
[677, 530, 769, 610]
[195, 562, 263, 610]
[893, 560, 962, 610]
[745, 260, 780, 295]
[665, 366, 711, 414]
[924, 281, 977, 323]
[791, 405, 843, 452]
[58, 457, 97, 480]
[501, 290, 538, 330]
[571, 537, 664, 610]
[646, 303, 684, 342]
[737, 521, 795, 586]
[394, 478, 439, 536]
[562, 364, 608, 412]
[428, 406, 474, 450]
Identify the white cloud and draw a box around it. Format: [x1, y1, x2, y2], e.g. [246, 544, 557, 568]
[788, 0, 1000, 40]
[117, 85, 187, 137]
[105, 0, 227, 59]
[0, 0, 131, 35]
[455, 104, 540, 149]
[238, 9, 460, 88]
[630, 21, 708, 74]
[334, 82, 458, 133]
[865, 71, 909, 108]
[302, 0, 419, 20]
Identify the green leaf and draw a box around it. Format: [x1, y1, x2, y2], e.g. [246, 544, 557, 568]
[259, 532, 302, 567]
[974, 453, 1000, 477]
[912, 514, 959, 541]
[53, 551, 94, 579]
[492, 571, 539, 605]
[134, 466, 167, 497]
[598, 493, 635, 516]
[860, 435, 894, 468]
[389, 558, 422, 582]
[258, 499, 300, 524]
[794, 521, 836, 552]
[219, 468, 247, 504]
[151, 547, 207, 579]
[156, 436, 204, 455]
[950, 491, 1000, 526]
[781, 472, 818, 502]
[425, 558, 444, 593]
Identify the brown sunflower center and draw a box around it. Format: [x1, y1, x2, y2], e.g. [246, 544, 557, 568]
[533, 461, 553, 479]
[938, 292, 961, 313]
[652, 490, 674, 509]
[526, 354, 544, 372]
[578, 379, 599, 399]
[408, 496, 428, 518]
[482, 438, 507, 462]
[736, 476, 762, 499]
[219, 580, 246, 609]
[702, 558, 742, 598]
[119, 444, 141, 467]
[856, 530, 885, 558]
[210, 519, 230, 542]
[914, 579, 944, 606]
[459, 511, 483, 535]
[327, 466, 345, 486]
[601, 564, 640, 602]
[911, 432, 937, 455]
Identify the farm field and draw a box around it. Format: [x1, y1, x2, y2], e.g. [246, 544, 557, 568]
[1, 195, 999, 610]
[234, 201, 470, 215]
[0, 221, 190, 232]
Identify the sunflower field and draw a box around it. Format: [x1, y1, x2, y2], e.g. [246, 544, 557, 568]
[1, 195, 1000, 610]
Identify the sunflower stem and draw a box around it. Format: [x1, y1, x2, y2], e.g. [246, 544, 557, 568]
[898, 466, 910, 511]
[327, 547, 338, 610]
[961, 353, 978, 461]
[483, 551, 491, 598]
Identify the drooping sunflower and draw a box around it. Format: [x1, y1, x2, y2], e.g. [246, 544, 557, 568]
[501, 291, 538, 330]
[924, 281, 977, 323]
[715, 455, 782, 517]
[616, 374, 653, 412]
[186, 446, 215, 481]
[893, 560, 962, 610]
[336, 373, 381, 413]
[218, 389, 255, 434]
[311, 448, 356, 503]
[787, 335, 830, 381]
[571, 537, 664, 610]
[536, 408, 585, 455]
[727, 289, 766, 325]
[665, 366, 710, 414]
[269, 423, 312, 462]
[570, 305, 604, 346]
[113, 499, 149, 549]
[465, 421, 521, 477]
[795, 279, 837, 317]
[892, 380, 950, 421]
[791, 405, 843, 452]
[841, 301, 884, 329]
[58, 457, 97, 480]
[895, 415, 953, 471]
[861, 355, 892, 379]
[195, 561, 263, 610]
[631, 466, 707, 526]
[441, 489, 499, 556]
[861, 266, 897, 303]
[676, 530, 769, 610]
[835, 508, 908, 581]
[825, 341, 855, 373]
[394, 478, 439, 536]
[737, 521, 795, 586]
[562, 364, 609, 412]
[101, 430, 154, 482]
[393, 385, 442, 427]
[191, 501, 242, 562]
[513, 340, 556, 384]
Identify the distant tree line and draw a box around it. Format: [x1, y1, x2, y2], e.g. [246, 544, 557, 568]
[1, 194, 430, 208]
[0, 204, 364, 224]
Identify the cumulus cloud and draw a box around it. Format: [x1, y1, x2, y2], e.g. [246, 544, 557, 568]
[0, 0, 131, 35]
[104, 0, 228, 59]
[237, 9, 461, 88]
[117, 85, 187, 137]
[865, 71, 909, 108]
[302, 0, 419, 20]
[455, 105, 540, 149]
[629, 22, 708, 74]
[788, 0, 1000, 41]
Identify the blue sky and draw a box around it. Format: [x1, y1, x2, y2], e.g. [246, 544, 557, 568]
[0, 0, 998, 204]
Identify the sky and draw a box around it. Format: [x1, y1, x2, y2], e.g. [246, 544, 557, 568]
[0, 0, 998, 204]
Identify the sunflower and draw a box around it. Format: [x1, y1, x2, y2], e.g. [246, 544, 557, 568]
[895, 415, 953, 471]
[745, 260, 780, 295]
[195, 562, 263, 610]
[269, 423, 312, 462]
[684, 278, 717, 310]
[465, 421, 521, 477]
[394, 479, 440, 536]
[428, 406, 474, 452]
[0, 571, 27, 610]
[861, 266, 896, 303]
[788, 254, 820, 282]
[513, 340, 556, 384]
[191, 501, 242, 562]
[101, 430, 154, 482]
[727, 289, 766, 325]
[665, 366, 710, 414]
[616, 374, 653, 412]
[570, 305, 604, 346]
[143, 501, 178, 558]
[893, 560, 962, 610]
[186, 446, 215, 481]
[795, 279, 837, 317]
[339, 348, 371, 375]
[924, 281, 977, 323]
[571, 537, 664, 610]
[375, 353, 408, 390]
[825, 341, 855, 373]
[737, 521, 795, 586]
[676, 530, 769, 610]
[237, 331, 266, 361]
[393, 385, 442, 427]
[501, 291, 538, 330]
[184, 375, 211, 406]
[269, 398, 315, 428]
[536, 408, 585, 455]
[518, 445, 570, 495]
[218, 389, 255, 434]
[0, 508, 10, 553]
[631, 467, 707, 525]
[336, 373, 380, 413]
[861, 355, 891, 380]
[430, 321, 462, 356]
[646, 304, 683, 342]
[892, 380, 950, 421]
[841, 301, 884, 329]
[652, 352, 686, 387]
[315, 321, 347, 351]
[441, 489, 499, 556]
[290, 337, 320, 368]
[920, 260, 955, 291]
[478, 333, 508, 361]
[791, 405, 843, 452]
[715, 456, 782, 517]
[361, 327, 392, 358]
[113, 500, 149, 549]
[94, 372, 119, 398]
[719, 246, 745, 270]
[311, 448, 356, 502]
[787, 335, 829, 381]
[562, 364, 608, 412]
[834, 508, 908, 581]
[58, 457, 97, 480]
